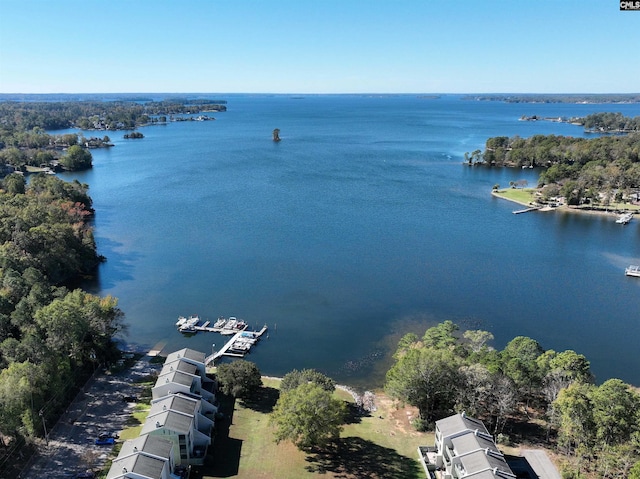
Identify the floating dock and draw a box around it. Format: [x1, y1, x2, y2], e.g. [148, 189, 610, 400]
[205, 324, 268, 365]
[178, 316, 249, 335]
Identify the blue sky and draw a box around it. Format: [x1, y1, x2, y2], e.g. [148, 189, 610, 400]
[0, 0, 638, 94]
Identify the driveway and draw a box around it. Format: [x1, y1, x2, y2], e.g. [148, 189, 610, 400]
[21, 357, 160, 478]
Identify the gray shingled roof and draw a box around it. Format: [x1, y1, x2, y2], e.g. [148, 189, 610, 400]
[142, 410, 193, 436]
[155, 369, 195, 388]
[457, 449, 513, 476]
[108, 454, 166, 479]
[463, 471, 505, 479]
[166, 348, 205, 364]
[150, 394, 198, 417]
[161, 358, 198, 377]
[436, 413, 489, 438]
[119, 435, 173, 461]
[451, 430, 500, 456]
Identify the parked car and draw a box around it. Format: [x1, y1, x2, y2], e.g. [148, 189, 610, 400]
[75, 472, 95, 479]
[121, 395, 137, 403]
[98, 431, 118, 439]
[94, 436, 115, 446]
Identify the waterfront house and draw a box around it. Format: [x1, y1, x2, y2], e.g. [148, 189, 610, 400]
[118, 435, 175, 470]
[153, 348, 215, 403]
[106, 435, 180, 479]
[149, 394, 214, 438]
[152, 367, 215, 403]
[140, 408, 211, 466]
[115, 348, 216, 467]
[164, 348, 209, 379]
[418, 412, 516, 479]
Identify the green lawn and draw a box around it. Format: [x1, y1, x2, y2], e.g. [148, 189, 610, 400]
[118, 404, 149, 440]
[494, 187, 640, 212]
[115, 375, 431, 479]
[203, 378, 430, 479]
[493, 188, 537, 206]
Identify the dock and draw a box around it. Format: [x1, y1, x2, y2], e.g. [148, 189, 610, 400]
[513, 206, 541, 214]
[178, 316, 249, 335]
[205, 324, 268, 365]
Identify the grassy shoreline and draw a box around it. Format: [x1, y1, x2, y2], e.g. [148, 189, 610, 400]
[205, 377, 430, 479]
[492, 188, 640, 217]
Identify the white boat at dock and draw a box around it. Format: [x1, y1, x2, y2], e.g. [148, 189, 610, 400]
[205, 324, 269, 365]
[213, 317, 227, 328]
[625, 265, 640, 277]
[616, 212, 633, 224]
[220, 317, 248, 334]
[177, 315, 200, 332]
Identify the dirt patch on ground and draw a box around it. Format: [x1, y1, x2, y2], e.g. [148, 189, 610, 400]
[375, 393, 422, 437]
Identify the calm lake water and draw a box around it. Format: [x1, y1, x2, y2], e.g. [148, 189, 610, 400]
[61, 95, 640, 388]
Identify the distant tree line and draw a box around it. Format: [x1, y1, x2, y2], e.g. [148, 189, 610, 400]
[577, 112, 640, 132]
[0, 98, 227, 174]
[0, 174, 124, 453]
[384, 321, 640, 478]
[0, 100, 226, 132]
[462, 94, 640, 104]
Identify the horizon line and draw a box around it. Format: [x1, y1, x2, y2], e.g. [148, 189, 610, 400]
[1, 92, 640, 96]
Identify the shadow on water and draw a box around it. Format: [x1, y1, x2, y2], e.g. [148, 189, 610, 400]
[304, 437, 422, 479]
[81, 236, 141, 293]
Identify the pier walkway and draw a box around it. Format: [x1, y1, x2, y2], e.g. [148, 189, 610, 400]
[205, 325, 268, 366]
[512, 206, 541, 214]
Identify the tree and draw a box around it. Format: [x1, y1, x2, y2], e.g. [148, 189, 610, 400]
[385, 346, 461, 426]
[539, 350, 593, 404]
[2, 173, 26, 195]
[500, 336, 544, 399]
[422, 320, 459, 351]
[280, 368, 335, 393]
[60, 145, 92, 170]
[590, 379, 640, 447]
[455, 363, 494, 417]
[463, 329, 494, 354]
[215, 360, 262, 398]
[629, 461, 640, 479]
[553, 382, 596, 455]
[270, 382, 345, 450]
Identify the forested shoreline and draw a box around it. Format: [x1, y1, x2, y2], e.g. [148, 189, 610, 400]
[471, 127, 640, 207]
[463, 94, 640, 104]
[0, 99, 226, 174]
[0, 173, 124, 459]
[385, 321, 640, 478]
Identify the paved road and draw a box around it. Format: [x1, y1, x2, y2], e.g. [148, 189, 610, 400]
[522, 449, 562, 479]
[22, 358, 160, 479]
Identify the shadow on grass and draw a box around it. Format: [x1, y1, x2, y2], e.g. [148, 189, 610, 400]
[343, 402, 364, 425]
[238, 386, 279, 413]
[207, 393, 243, 478]
[124, 415, 142, 427]
[304, 436, 422, 479]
